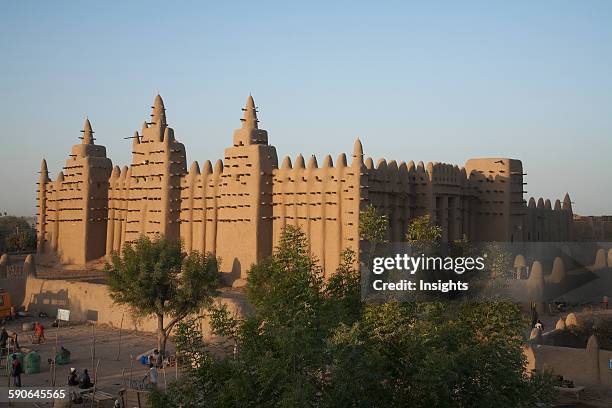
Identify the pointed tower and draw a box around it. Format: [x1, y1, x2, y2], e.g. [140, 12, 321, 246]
[50, 118, 112, 264]
[123, 95, 186, 246]
[80, 118, 93, 144]
[217, 95, 278, 285]
[351, 138, 364, 168]
[562, 193, 572, 213]
[463, 158, 527, 241]
[36, 159, 50, 255]
[151, 94, 167, 128]
[233, 94, 269, 146]
[562, 193, 574, 240]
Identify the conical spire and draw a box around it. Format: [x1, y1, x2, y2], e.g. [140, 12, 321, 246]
[39, 159, 49, 183]
[111, 165, 120, 180]
[353, 138, 363, 157]
[295, 154, 305, 169]
[563, 193, 572, 212]
[81, 118, 94, 144]
[307, 155, 318, 169]
[241, 94, 258, 130]
[151, 94, 167, 127]
[189, 161, 201, 175]
[352, 138, 364, 167]
[281, 156, 292, 169]
[214, 159, 223, 174]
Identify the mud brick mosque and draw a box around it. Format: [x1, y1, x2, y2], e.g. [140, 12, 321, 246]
[36, 95, 574, 282]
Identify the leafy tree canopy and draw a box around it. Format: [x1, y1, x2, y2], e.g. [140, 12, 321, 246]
[152, 226, 553, 408]
[105, 236, 220, 354]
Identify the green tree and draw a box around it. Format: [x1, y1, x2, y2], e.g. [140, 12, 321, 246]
[105, 236, 221, 355]
[4, 229, 36, 252]
[405, 214, 442, 246]
[359, 204, 389, 270]
[0, 216, 35, 253]
[151, 226, 553, 407]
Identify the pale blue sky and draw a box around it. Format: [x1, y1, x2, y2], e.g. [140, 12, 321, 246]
[1, 1, 611, 216]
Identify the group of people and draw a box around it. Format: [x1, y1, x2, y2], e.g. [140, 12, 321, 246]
[1, 326, 24, 387]
[68, 367, 94, 389]
[67, 367, 94, 404]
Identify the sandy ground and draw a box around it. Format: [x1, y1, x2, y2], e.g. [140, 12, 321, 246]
[1, 316, 176, 407]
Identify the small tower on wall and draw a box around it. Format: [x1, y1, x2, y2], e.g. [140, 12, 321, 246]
[51, 119, 112, 264]
[36, 159, 50, 256]
[124, 95, 187, 244]
[563, 193, 574, 240]
[217, 95, 278, 285]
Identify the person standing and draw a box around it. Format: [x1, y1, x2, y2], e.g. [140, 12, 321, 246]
[34, 322, 45, 343]
[10, 354, 23, 387]
[0, 327, 8, 353]
[153, 349, 163, 368]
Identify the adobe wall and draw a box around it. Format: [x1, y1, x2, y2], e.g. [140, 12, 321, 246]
[529, 342, 612, 389]
[105, 95, 187, 253]
[36, 119, 112, 265]
[178, 160, 219, 258]
[22, 276, 157, 331]
[37, 94, 575, 279]
[0, 275, 27, 307]
[365, 158, 471, 243]
[573, 215, 612, 241]
[270, 149, 361, 277]
[524, 194, 573, 242]
[19, 276, 249, 336]
[465, 158, 525, 242]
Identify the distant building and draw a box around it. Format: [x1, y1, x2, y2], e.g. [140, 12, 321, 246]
[36, 95, 573, 282]
[573, 215, 612, 241]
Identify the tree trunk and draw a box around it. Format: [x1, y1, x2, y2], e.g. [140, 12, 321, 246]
[156, 313, 166, 356]
[160, 334, 168, 358]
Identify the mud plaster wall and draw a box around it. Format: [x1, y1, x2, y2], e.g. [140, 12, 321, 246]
[19, 277, 248, 336]
[529, 344, 612, 388]
[37, 95, 574, 280]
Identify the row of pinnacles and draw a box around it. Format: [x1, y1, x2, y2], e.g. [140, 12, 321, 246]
[526, 310, 610, 388]
[0, 254, 36, 279]
[517, 248, 612, 311]
[37, 94, 574, 281]
[522, 248, 612, 389]
[525, 195, 574, 242]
